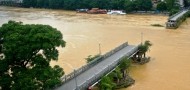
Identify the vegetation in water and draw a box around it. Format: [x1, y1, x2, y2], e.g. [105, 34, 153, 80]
[99, 57, 134, 90]
[0, 21, 66, 89]
[151, 24, 164, 27]
[139, 40, 152, 57]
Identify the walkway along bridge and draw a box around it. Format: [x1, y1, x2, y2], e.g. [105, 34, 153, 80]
[166, 9, 190, 29]
[54, 42, 140, 90]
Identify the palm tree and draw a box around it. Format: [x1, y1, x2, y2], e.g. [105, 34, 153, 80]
[119, 57, 131, 78]
[138, 40, 152, 60]
[99, 76, 116, 90]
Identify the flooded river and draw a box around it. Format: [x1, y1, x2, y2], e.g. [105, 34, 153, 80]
[0, 6, 190, 90]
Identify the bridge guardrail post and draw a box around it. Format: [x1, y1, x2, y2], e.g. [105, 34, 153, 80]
[59, 41, 133, 87]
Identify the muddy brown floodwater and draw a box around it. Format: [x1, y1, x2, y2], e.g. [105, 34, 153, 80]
[1, 6, 190, 90]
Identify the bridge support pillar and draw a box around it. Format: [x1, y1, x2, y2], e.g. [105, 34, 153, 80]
[132, 51, 149, 64]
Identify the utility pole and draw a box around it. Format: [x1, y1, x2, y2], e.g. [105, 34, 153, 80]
[141, 32, 143, 45]
[63, 62, 78, 90]
[74, 69, 78, 90]
[99, 43, 101, 55]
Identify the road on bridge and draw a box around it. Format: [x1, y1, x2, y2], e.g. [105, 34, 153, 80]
[56, 45, 138, 90]
[170, 10, 189, 21]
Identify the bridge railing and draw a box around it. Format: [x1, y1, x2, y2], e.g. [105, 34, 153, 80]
[168, 10, 184, 20]
[60, 42, 129, 84]
[76, 45, 139, 90]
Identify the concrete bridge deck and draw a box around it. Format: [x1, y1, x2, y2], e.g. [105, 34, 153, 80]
[166, 9, 189, 29]
[55, 44, 138, 90]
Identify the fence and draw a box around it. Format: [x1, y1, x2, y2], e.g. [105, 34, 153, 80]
[60, 42, 129, 84]
[76, 45, 139, 90]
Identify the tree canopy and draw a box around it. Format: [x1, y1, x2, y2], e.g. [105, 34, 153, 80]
[22, 0, 153, 12]
[156, 2, 167, 12]
[0, 21, 66, 89]
[139, 40, 152, 56]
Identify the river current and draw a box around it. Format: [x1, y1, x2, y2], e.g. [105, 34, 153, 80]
[0, 6, 190, 90]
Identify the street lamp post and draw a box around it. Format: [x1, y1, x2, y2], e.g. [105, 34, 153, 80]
[141, 32, 143, 45]
[99, 43, 101, 55]
[63, 62, 78, 90]
[74, 69, 78, 90]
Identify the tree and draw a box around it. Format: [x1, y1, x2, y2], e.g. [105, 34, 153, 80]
[0, 21, 66, 89]
[156, 2, 167, 12]
[169, 8, 179, 16]
[137, 0, 153, 11]
[124, 0, 136, 12]
[49, 0, 64, 9]
[23, 0, 37, 8]
[139, 40, 152, 58]
[184, 0, 190, 7]
[99, 76, 116, 90]
[36, 0, 48, 8]
[110, 0, 126, 10]
[165, 0, 179, 10]
[143, 0, 153, 11]
[164, 0, 180, 16]
[118, 57, 131, 80]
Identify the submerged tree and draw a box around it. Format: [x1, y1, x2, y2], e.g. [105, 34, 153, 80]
[0, 21, 66, 89]
[138, 40, 152, 59]
[99, 76, 116, 90]
[119, 57, 131, 78]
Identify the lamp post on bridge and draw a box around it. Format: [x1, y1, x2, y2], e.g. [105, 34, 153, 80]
[99, 43, 101, 55]
[141, 32, 143, 45]
[63, 62, 78, 90]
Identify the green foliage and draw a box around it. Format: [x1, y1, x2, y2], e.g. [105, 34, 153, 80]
[124, 0, 136, 12]
[85, 54, 101, 63]
[165, 0, 180, 11]
[22, 0, 153, 12]
[119, 57, 131, 70]
[99, 76, 116, 90]
[151, 24, 164, 27]
[0, 21, 65, 89]
[109, 67, 122, 80]
[139, 40, 152, 54]
[169, 9, 179, 16]
[156, 2, 167, 12]
[99, 57, 132, 90]
[184, 0, 190, 7]
[23, 0, 37, 8]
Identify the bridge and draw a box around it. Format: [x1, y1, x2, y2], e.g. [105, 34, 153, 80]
[166, 9, 190, 29]
[54, 42, 140, 90]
